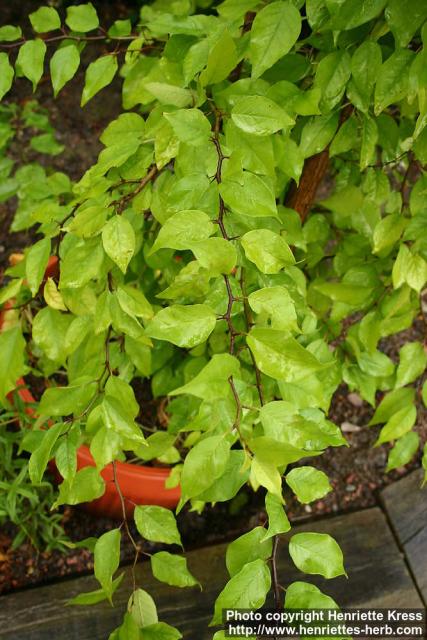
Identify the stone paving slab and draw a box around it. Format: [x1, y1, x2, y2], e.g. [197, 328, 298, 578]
[0, 506, 422, 640]
[381, 468, 427, 604]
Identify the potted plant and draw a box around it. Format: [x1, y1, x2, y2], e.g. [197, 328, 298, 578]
[0, 1, 426, 637]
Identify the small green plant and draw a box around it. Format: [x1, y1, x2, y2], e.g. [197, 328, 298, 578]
[0, 399, 67, 551]
[0, 1, 427, 638]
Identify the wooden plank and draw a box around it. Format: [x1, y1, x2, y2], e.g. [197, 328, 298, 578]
[0, 507, 422, 640]
[381, 469, 427, 544]
[381, 469, 427, 603]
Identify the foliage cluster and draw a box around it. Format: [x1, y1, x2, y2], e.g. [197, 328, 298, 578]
[0, 1, 427, 637]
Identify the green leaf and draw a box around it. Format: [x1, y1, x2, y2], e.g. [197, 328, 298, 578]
[30, 7, 61, 32]
[212, 559, 271, 625]
[374, 49, 414, 115]
[250, 1, 301, 79]
[170, 354, 240, 400]
[285, 581, 339, 609]
[349, 41, 382, 112]
[94, 528, 121, 602]
[134, 505, 182, 546]
[369, 387, 415, 425]
[55, 426, 79, 481]
[231, 95, 294, 136]
[386, 432, 419, 472]
[128, 589, 158, 627]
[226, 527, 272, 577]
[241, 229, 294, 273]
[0, 53, 14, 101]
[360, 115, 378, 170]
[150, 209, 214, 253]
[29, 422, 65, 484]
[248, 286, 298, 331]
[164, 109, 211, 147]
[81, 56, 118, 106]
[50, 44, 80, 97]
[373, 214, 406, 254]
[286, 466, 332, 504]
[247, 327, 326, 382]
[385, 0, 427, 47]
[60, 238, 105, 289]
[262, 492, 291, 541]
[299, 113, 339, 158]
[328, 0, 386, 29]
[314, 51, 351, 113]
[39, 378, 96, 417]
[422, 381, 427, 408]
[54, 466, 105, 507]
[108, 19, 132, 38]
[151, 552, 199, 588]
[66, 3, 99, 32]
[117, 285, 153, 321]
[251, 456, 283, 499]
[32, 307, 72, 363]
[197, 451, 250, 503]
[141, 623, 182, 640]
[392, 244, 427, 293]
[375, 405, 417, 446]
[0, 25, 22, 42]
[0, 326, 27, 405]
[25, 237, 50, 296]
[200, 29, 238, 86]
[102, 215, 135, 273]
[44, 277, 67, 311]
[191, 238, 237, 274]
[220, 172, 277, 218]
[250, 436, 311, 467]
[0, 278, 23, 305]
[16, 39, 47, 91]
[395, 342, 427, 388]
[181, 435, 231, 500]
[146, 304, 216, 348]
[68, 574, 124, 606]
[289, 532, 346, 579]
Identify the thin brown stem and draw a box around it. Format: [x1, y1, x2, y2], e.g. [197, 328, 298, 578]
[112, 461, 139, 593]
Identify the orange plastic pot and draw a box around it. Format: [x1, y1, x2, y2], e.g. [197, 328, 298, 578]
[0, 256, 180, 519]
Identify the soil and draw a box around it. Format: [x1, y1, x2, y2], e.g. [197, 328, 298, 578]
[1, 0, 426, 599]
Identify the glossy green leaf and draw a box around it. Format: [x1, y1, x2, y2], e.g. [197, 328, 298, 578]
[146, 304, 216, 348]
[54, 466, 105, 507]
[0, 25, 22, 42]
[220, 172, 277, 218]
[25, 237, 50, 296]
[0, 53, 14, 101]
[29, 422, 65, 484]
[128, 589, 158, 627]
[0, 326, 27, 405]
[94, 528, 121, 602]
[369, 387, 415, 425]
[170, 354, 240, 400]
[30, 7, 61, 32]
[247, 327, 326, 382]
[50, 44, 80, 97]
[164, 109, 211, 147]
[226, 527, 272, 577]
[262, 492, 291, 541]
[286, 466, 332, 504]
[180, 435, 231, 500]
[386, 432, 419, 472]
[250, 1, 301, 79]
[66, 3, 99, 32]
[231, 95, 294, 136]
[248, 286, 298, 331]
[102, 215, 135, 273]
[81, 56, 118, 106]
[385, 0, 427, 47]
[134, 505, 182, 546]
[289, 532, 346, 579]
[374, 50, 414, 115]
[395, 342, 427, 388]
[151, 552, 199, 588]
[375, 405, 417, 446]
[285, 581, 339, 609]
[212, 559, 271, 624]
[241, 229, 294, 273]
[16, 39, 47, 91]
[150, 210, 214, 253]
